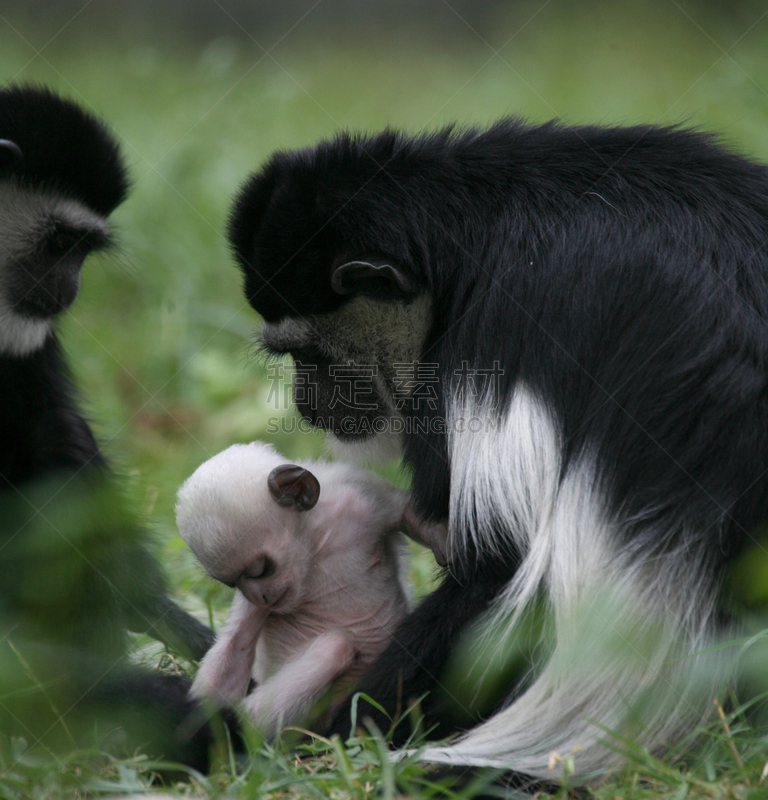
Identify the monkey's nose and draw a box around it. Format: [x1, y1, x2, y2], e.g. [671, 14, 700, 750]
[237, 576, 269, 608]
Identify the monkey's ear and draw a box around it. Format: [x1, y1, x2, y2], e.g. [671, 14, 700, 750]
[331, 257, 418, 296]
[0, 139, 23, 166]
[268, 465, 321, 511]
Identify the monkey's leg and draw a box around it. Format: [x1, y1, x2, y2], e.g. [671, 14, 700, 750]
[322, 562, 511, 745]
[90, 670, 244, 773]
[242, 631, 355, 738]
[192, 592, 266, 703]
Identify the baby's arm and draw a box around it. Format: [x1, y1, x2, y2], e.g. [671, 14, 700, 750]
[191, 591, 268, 704]
[363, 479, 449, 565]
[400, 504, 449, 566]
[241, 630, 355, 737]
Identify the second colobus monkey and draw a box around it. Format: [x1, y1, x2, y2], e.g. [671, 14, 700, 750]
[227, 120, 768, 781]
[0, 85, 224, 770]
[176, 441, 447, 735]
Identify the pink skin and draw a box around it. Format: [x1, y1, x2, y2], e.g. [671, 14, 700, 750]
[401, 505, 449, 566]
[190, 501, 448, 733]
[241, 629, 355, 738]
[191, 591, 357, 736]
[238, 576, 291, 610]
[191, 592, 266, 704]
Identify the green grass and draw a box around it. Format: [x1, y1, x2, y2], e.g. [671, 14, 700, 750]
[3, 1, 768, 796]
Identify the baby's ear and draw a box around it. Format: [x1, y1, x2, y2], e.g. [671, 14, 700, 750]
[267, 465, 320, 511]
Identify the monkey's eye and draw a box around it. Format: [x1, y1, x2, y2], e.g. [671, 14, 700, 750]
[43, 220, 109, 258]
[261, 557, 275, 578]
[245, 557, 275, 580]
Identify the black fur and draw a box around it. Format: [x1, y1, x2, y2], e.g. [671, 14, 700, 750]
[0, 338, 104, 481]
[0, 85, 128, 215]
[0, 337, 214, 658]
[0, 86, 222, 767]
[229, 120, 768, 772]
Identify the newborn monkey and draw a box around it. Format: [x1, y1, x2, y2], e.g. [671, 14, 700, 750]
[176, 442, 447, 736]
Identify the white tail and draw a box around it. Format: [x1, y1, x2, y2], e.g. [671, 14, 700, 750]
[415, 386, 725, 779]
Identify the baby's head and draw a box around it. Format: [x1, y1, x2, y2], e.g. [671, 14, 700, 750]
[176, 442, 321, 613]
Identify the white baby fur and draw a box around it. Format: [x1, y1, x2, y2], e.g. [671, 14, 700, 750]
[176, 441, 412, 735]
[0, 179, 109, 356]
[416, 383, 724, 779]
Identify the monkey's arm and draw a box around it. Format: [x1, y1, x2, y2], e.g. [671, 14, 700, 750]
[366, 481, 449, 565]
[191, 591, 267, 704]
[241, 630, 355, 738]
[400, 505, 449, 566]
[83, 486, 214, 660]
[93, 504, 215, 660]
[140, 594, 215, 661]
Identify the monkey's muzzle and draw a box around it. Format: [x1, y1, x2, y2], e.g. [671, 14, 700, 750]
[12, 250, 85, 318]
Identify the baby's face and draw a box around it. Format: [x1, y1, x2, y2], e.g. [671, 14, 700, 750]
[176, 443, 319, 615]
[194, 505, 312, 615]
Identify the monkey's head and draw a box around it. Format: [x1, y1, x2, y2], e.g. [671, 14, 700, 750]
[229, 133, 438, 461]
[176, 442, 322, 614]
[0, 86, 128, 355]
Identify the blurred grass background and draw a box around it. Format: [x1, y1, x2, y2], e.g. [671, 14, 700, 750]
[5, 0, 768, 699]
[3, 0, 768, 794]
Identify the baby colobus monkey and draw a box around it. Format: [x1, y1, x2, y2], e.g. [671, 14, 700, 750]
[0, 85, 221, 769]
[176, 441, 447, 736]
[228, 121, 768, 782]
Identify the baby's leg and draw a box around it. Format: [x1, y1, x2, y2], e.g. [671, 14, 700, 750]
[191, 591, 267, 704]
[241, 630, 355, 737]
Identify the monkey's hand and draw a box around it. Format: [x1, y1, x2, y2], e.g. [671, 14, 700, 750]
[191, 592, 266, 704]
[241, 630, 355, 738]
[401, 505, 449, 566]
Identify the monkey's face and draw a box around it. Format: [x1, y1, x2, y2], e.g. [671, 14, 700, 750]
[232, 530, 311, 614]
[198, 514, 314, 615]
[260, 292, 432, 458]
[0, 179, 111, 320]
[177, 444, 322, 614]
[0, 86, 128, 356]
[180, 502, 312, 614]
[229, 137, 438, 460]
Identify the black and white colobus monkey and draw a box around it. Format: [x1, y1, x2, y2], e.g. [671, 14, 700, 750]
[0, 85, 223, 767]
[227, 121, 768, 781]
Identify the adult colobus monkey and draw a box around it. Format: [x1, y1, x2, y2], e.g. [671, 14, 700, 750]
[0, 85, 224, 768]
[228, 121, 768, 781]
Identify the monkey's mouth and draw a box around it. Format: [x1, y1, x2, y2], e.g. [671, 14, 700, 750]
[268, 587, 291, 612]
[15, 272, 81, 318]
[9, 220, 110, 319]
[289, 353, 386, 441]
[11, 251, 87, 319]
[241, 578, 292, 612]
[294, 399, 381, 441]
